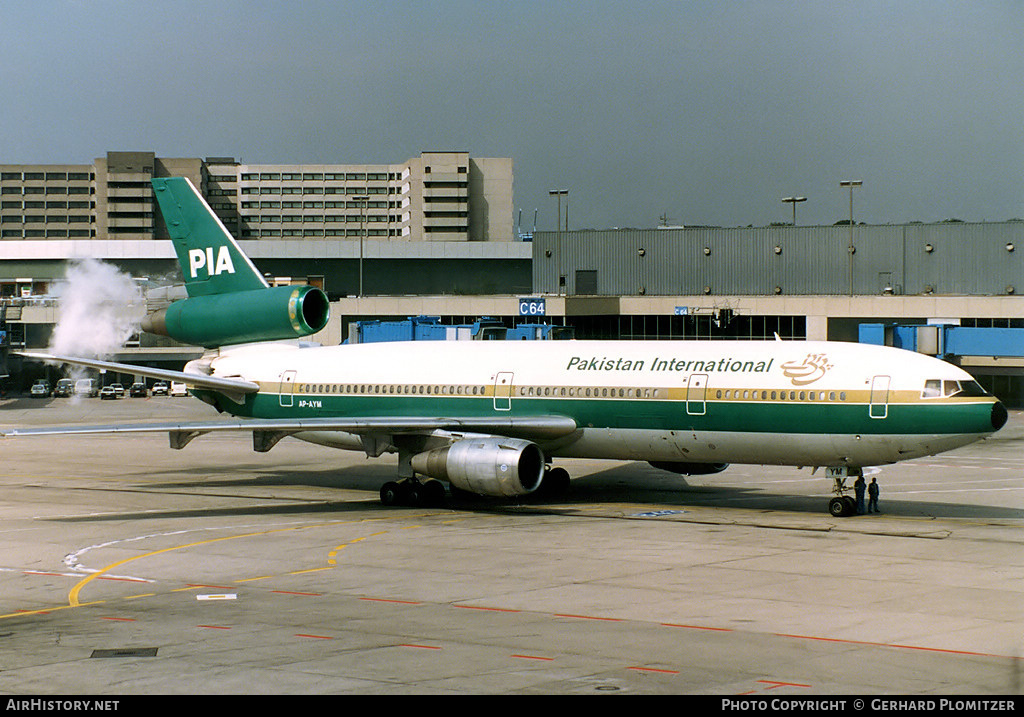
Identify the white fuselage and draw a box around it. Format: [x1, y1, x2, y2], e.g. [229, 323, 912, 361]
[202, 339, 1003, 469]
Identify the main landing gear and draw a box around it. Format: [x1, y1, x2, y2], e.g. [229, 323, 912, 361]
[377, 465, 574, 507]
[379, 478, 447, 508]
[826, 466, 862, 517]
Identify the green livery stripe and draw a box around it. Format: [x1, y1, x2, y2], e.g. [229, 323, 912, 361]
[222, 391, 995, 437]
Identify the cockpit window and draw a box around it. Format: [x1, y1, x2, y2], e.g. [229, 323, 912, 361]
[959, 380, 989, 397]
[923, 378, 991, 399]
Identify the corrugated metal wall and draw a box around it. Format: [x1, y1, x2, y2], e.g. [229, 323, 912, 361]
[532, 223, 1024, 296]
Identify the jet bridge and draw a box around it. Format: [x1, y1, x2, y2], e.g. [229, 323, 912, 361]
[345, 315, 574, 344]
[859, 323, 1024, 361]
[860, 322, 1024, 406]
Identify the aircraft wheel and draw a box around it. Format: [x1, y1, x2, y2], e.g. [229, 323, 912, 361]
[380, 481, 402, 506]
[828, 497, 849, 517]
[403, 482, 422, 506]
[420, 480, 447, 507]
[539, 467, 571, 497]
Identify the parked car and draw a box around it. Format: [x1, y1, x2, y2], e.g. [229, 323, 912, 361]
[129, 382, 148, 398]
[29, 380, 51, 398]
[109, 383, 125, 398]
[99, 385, 118, 400]
[170, 381, 188, 397]
[74, 378, 98, 397]
[151, 381, 169, 396]
[54, 378, 75, 397]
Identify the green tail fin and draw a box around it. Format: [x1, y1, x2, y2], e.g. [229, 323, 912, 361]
[151, 177, 267, 297]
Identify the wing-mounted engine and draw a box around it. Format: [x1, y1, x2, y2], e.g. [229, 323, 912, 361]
[142, 284, 329, 348]
[410, 437, 545, 497]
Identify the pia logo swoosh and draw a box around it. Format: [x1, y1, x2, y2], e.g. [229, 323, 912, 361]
[780, 353, 833, 386]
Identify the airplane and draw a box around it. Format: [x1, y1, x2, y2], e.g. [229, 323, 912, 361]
[4, 177, 1008, 516]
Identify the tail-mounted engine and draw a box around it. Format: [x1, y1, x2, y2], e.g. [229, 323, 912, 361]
[142, 284, 330, 348]
[411, 437, 545, 497]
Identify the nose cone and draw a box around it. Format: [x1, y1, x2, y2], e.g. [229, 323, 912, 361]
[991, 401, 1008, 432]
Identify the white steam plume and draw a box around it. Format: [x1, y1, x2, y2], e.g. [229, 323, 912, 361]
[48, 258, 146, 359]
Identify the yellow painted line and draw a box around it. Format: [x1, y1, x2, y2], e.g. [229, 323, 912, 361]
[67, 519, 365, 608]
[0, 601, 106, 620]
[326, 527, 407, 566]
[289, 567, 333, 576]
[2, 511, 457, 617]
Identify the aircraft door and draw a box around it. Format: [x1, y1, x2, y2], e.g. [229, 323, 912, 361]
[869, 375, 890, 419]
[280, 370, 297, 408]
[686, 373, 708, 416]
[494, 372, 514, 411]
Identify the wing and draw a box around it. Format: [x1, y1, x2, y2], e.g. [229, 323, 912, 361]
[17, 352, 259, 396]
[0, 415, 579, 452]
[0, 415, 577, 439]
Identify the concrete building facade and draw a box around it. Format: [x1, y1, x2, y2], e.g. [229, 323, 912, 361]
[0, 150, 513, 292]
[4, 149, 1024, 404]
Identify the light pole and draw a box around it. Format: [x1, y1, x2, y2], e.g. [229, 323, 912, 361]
[781, 196, 807, 226]
[353, 195, 369, 297]
[549, 189, 568, 294]
[840, 180, 862, 295]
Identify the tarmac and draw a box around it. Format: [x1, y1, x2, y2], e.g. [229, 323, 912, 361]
[0, 394, 1021, 695]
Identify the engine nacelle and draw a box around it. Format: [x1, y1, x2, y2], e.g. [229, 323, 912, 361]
[142, 284, 330, 348]
[649, 461, 729, 475]
[410, 437, 545, 497]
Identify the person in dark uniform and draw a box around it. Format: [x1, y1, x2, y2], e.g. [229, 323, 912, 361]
[854, 475, 866, 515]
[867, 477, 880, 513]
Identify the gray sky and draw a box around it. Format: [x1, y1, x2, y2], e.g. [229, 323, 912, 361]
[1, 0, 1021, 229]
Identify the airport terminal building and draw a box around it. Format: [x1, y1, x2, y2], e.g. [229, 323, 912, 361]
[2, 149, 1024, 404]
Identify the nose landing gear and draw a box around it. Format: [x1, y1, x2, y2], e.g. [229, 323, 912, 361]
[826, 466, 861, 517]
